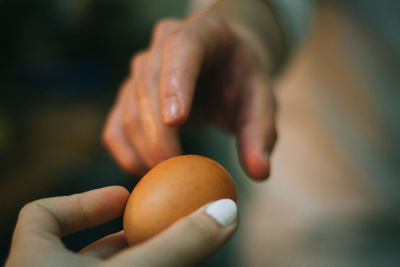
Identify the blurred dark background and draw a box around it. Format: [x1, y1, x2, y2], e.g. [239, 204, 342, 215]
[0, 0, 246, 265]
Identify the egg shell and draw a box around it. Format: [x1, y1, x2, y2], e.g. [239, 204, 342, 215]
[123, 154, 237, 245]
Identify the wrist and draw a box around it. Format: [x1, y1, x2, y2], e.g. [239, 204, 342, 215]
[205, 0, 287, 74]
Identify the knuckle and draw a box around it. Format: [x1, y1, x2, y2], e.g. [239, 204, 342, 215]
[102, 125, 116, 148]
[163, 30, 196, 51]
[129, 56, 136, 73]
[130, 52, 147, 74]
[204, 12, 226, 30]
[133, 54, 146, 71]
[153, 19, 182, 45]
[154, 19, 177, 37]
[102, 127, 111, 147]
[102, 110, 120, 147]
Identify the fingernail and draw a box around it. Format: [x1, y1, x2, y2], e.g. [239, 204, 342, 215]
[163, 95, 181, 123]
[206, 199, 237, 226]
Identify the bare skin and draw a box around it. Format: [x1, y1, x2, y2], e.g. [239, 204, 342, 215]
[103, 1, 285, 180]
[6, 186, 236, 267]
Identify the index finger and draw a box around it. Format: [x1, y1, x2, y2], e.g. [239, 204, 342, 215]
[159, 12, 235, 126]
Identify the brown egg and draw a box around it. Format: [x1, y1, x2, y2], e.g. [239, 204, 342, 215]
[123, 154, 237, 245]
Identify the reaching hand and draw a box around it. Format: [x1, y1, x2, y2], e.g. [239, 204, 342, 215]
[103, 11, 277, 180]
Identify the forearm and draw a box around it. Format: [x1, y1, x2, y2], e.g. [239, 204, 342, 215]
[207, 0, 287, 73]
[190, 0, 314, 73]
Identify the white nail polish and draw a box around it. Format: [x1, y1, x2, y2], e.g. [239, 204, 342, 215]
[206, 199, 237, 226]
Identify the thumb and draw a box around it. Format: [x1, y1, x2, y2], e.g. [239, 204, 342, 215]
[108, 199, 238, 267]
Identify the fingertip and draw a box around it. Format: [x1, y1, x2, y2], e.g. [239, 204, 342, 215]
[108, 185, 130, 197]
[241, 146, 271, 181]
[119, 158, 148, 178]
[161, 94, 186, 126]
[162, 116, 187, 127]
[237, 119, 275, 181]
[113, 154, 146, 177]
[95, 186, 131, 207]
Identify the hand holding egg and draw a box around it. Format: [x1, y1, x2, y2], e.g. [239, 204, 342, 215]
[7, 165, 238, 267]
